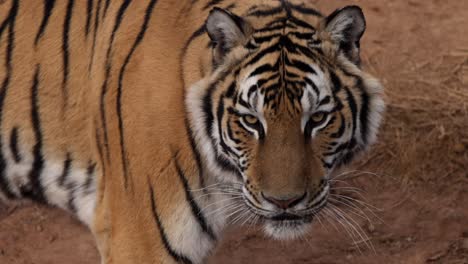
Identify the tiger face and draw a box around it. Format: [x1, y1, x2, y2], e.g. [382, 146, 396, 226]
[187, 5, 384, 240]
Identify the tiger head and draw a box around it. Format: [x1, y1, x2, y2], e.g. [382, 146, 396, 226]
[187, 5, 384, 239]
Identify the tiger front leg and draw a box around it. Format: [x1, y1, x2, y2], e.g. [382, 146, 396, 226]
[92, 170, 219, 264]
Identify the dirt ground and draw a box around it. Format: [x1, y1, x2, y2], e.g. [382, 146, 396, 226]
[1, 0, 468, 263]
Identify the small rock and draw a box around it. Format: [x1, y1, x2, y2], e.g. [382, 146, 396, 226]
[454, 143, 466, 154]
[49, 235, 58, 243]
[36, 225, 43, 232]
[427, 250, 447, 261]
[367, 222, 376, 233]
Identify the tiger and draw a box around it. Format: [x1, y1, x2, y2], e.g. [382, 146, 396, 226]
[0, 0, 385, 263]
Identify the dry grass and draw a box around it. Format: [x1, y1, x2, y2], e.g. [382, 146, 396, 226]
[356, 51, 468, 191]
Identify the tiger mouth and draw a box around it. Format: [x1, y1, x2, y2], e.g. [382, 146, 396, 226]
[270, 212, 304, 221]
[244, 201, 320, 223]
[243, 190, 329, 221]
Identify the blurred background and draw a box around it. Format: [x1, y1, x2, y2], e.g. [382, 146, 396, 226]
[1, 1, 467, 263]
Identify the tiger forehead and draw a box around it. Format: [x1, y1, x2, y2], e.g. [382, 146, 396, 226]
[246, 3, 322, 33]
[237, 36, 330, 116]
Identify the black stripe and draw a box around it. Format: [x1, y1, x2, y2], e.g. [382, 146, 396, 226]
[296, 43, 325, 62]
[217, 96, 240, 159]
[358, 79, 370, 144]
[103, 0, 111, 18]
[289, 3, 322, 17]
[304, 77, 319, 96]
[330, 71, 342, 92]
[0, 13, 10, 41]
[244, 43, 279, 67]
[280, 0, 292, 17]
[226, 116, 241, 144]
[94, 123, 106, 177]
[83, 161, 96, 190]
[253, 33, 281, 44]
[181, 24, 205, 71]
[100, 0, 132, 161]
[324, 140, 349, 156]
[203, 0, 223, 10]
[0, 0, 19, 199]
[247, 6, 283, 17]
[255, 24, 284, 33]
[35, 0, 56, 46]
[287, 16, 316, 31]
[148, 184, 194, 264]
[27, 65, 46, 202]
[321, 158, 334, 169]
[174, 155, 216, 240]
[334, 66, 372, 145]
[330, 113, 346, 138]
[225, 80, 236, 98]
[89, 0, 102, 73]
[58, 152, 72, 187]
[343, 86, 357, 139]
[184, 117, 207, 194]
[290, 31, 314, 40]
[248, 63, 275, 78]
[287, 58, 316, 74]
[318, 96, 331, 106]
[99, 70, 110, 160]
[112, 0, 132, 41]
[336, 139, 357, 166]
[9, 127, 21, 163]
[202, 83, 216, 138]
[67, 181, 77, 212]
[85, 0, 93, 37]
[117, 0, 157, 187]
[62, 0, 74, 104]
[203, 81, 241, 176]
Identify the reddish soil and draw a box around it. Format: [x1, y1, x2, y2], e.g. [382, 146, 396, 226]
[1, 1, 468, 263]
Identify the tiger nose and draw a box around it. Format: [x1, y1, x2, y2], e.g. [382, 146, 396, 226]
[262, 192, 307, 209]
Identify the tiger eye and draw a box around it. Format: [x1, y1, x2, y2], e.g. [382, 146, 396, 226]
[243, 115, 258, 125]
[311, 112, 326, 124]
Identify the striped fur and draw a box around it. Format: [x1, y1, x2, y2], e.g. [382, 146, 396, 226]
[0, 1, 384, 263]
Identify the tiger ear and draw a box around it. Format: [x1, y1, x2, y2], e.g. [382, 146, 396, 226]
[322, 6, 366, 65]
[205, 7, 253, 66]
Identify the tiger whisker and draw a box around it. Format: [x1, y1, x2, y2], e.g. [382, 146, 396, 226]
[199, 196, 244, 213]
[204, 201, 244, 218]
[330, 193, 382, 212]
[328, 197, 373, 224]
[321, 207, 341, 233]
[312, 210, 327, 231]
[240, 211, 256, 227]
[330, 186, 365, 193]
[194, 192, 243, 200]
[324, 206, 363, 255]
[329, 204, 375, 254]
[330, 193, 385, 224]
[189, 182, 243, 192]
[224, 205, 248, 221]
[230, 209, 251, 226]
[332, 204, 375, 253]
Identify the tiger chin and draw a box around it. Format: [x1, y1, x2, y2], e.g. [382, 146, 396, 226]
[0, 0, 384, 263]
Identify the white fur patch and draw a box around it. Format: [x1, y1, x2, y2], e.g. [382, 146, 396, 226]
[0, 145, 97, 227]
